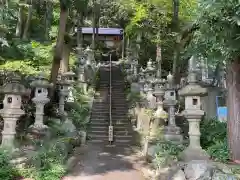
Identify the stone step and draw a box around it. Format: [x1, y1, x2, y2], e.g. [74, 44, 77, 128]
[91, 113, 109, 117]
[89, 131, 108, 135]
[91, 121, 109, 126]
[112, 116, 129, 119]
[88, 134, 132, 140]
[90, 118, 108, 122]
[90, 126, 132, 131]
[89, 140, 133, 146]
[91, 106, 110, 110]
[89, 129, 133, 135]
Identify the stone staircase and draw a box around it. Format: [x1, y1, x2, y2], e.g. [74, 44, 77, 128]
[88, 64, 133, 145]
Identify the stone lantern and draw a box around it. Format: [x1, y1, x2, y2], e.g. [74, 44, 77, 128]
[63, 71, 75, 103]
[145, 59, 155, 83]
[85, 46, 95, 67]
[152, 78, 167, 132]
[144, 59, 156, 109]
[178, 56, 209, 161]
[30, 73, 52, 129]
[131, 58, 138, 76]
[0, 74, 25, 147]
[57, 71, 74, 115]
[76, 46, 87, 92]
[130, 59, 139, 93]
[138, 67, 145, 95]
[163, 73, 183, 143]
[124, 48, 133, 80]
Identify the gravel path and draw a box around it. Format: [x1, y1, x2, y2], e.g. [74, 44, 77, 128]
[63, 144, 145, 180]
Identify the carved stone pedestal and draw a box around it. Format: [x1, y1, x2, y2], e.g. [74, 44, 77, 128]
[179, 113, 210, 162]
[164, 126, 183, 143]
[164, 101, 183, 143]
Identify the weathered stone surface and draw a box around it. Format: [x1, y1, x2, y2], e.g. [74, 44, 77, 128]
[212, 169, 238, 180]
[182, 160, 238, 180]
[184, 160, 213, 180]
[171, 169, 186, 180]
[147, 144, 158, 158]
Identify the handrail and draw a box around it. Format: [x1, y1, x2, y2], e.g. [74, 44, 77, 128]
[109, 53, 112, 127]
[102, 50, 115, 144]
[108, 51, 113, 144]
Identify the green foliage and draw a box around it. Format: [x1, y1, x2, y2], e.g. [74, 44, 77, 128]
[127, 91, 144, 108]
[200, 119, 229, 162]
[153, 141, 186, 168]
[200, 119, 227, 149]
[65, 86, 91, 130]
[0, 121, 75, 180]
[207, 138, 229, 163]
[188, 0, 240, 62]
[0, 149, 20, 180]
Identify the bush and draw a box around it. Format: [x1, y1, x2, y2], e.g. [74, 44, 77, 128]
[200, 118, 227, 148]
[207, 138, 229, 162]
[0, 149, 21, 180]
[153, 141, 186, 168]
[25, 139, 68, 180]
[200, 119, 229, 162]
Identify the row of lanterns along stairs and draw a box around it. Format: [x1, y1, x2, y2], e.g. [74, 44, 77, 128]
[87, 64, 135, 146]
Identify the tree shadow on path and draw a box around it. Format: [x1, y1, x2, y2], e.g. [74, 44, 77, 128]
[65, 143, 145, 179]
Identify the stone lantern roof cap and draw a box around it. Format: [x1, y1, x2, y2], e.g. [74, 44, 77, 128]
[179, 83, 207, 96]
[58, 71, 75, 86]
[153, 78, 166, 85]
[139, 67, 145, 74]
[179, 71, 208, 96]
[85, 46, 93, 53]
[145, 59, 155, 73]
[62, 71, 75, 77]
[30, 72, 52, 88]
[167, 72, 174, 83]
[1, 74, 26, 95]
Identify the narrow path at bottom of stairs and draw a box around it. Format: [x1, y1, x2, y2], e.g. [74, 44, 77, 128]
[63, 144, 146, 180]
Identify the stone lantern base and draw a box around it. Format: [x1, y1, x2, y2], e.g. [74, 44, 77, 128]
[164, 125, 183, 143]
[27, 124, 50, 145]
[179, 146, 210, 162]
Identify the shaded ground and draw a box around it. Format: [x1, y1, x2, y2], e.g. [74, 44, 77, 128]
[63, 144, 146, 180]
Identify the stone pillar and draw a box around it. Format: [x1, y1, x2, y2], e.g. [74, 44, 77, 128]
[130, 59, 139, 93]
[58, 80, 70, 115]
[0, 74, 25, 147]
[76, 46, 87, 93]
[144, 59, 156, 109]
[138, 68, 145, 95]
[132, 59, 138, 76]
[152, 78, 167, 133]
[163, 73, 183, 143]
[63, 71, 75, 102]
[30, 73, 52, 129]
[85, 46, 95, 67]
[179, 56, 209, 162]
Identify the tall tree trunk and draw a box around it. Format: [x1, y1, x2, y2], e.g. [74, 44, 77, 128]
[171, 0, 180, 82]
[92, 15, 96, 50]
[96, 18, 99, 42]
[50, 8, 68, 85]
[22, 3, 33, 40]
[77, 12, 84, 48]
[156, 43, 162, 77]
[91, 0, 96, 50]
[227, 59, 240, 162]
[60, 42, 70, 73]
[16, 4, 24, 37]
[44, 0, 52, 41]
[156, 31, 162, 78]
[95, 3, 100, 47]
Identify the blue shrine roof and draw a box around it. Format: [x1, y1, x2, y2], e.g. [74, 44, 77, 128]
[78, 27, 123, 35]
